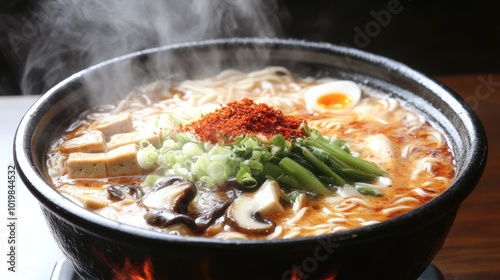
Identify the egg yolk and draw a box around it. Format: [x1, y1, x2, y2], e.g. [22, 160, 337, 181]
[317, 93, 352, 110]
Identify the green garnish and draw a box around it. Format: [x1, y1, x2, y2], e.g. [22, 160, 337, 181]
[138, 114, 386, 197]
[356, 187, 384, 197]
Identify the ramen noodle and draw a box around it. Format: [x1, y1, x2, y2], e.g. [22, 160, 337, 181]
[46, 67, 455, 240]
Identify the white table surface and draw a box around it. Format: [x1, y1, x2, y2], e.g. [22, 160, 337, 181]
[0, 95, 64, 280]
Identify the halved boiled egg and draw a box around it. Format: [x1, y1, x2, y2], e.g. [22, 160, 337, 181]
[304, 80, 361, 114]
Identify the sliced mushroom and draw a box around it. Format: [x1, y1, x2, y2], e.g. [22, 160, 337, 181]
[226, 195, 276, 234]
[193, 183, 241, 230]
[107, 184, 144, 202]
[139, 177, 199, 230]
[139, 176, 196, 213]
[144, 209, 198, 230]
[225, 180, 285, 235]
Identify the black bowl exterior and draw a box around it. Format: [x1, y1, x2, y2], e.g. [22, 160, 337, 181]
[14, 38, 487, 280]
[41, 204, 458, 280]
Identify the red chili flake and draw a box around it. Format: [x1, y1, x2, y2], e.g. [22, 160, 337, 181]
[184, 98, 307, 145]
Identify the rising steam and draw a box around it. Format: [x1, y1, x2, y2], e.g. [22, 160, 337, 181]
[21, 0, 285, 95]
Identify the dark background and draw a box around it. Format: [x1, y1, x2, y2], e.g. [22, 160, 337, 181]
[1, 0, 499, 95]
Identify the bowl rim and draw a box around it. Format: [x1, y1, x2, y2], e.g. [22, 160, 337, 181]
[14, 37, 488, 248]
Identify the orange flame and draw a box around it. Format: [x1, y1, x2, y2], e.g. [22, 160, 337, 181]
[290, 268, 302, 280]
[111, 257, 154, 280]
[290, 266, 338, 280]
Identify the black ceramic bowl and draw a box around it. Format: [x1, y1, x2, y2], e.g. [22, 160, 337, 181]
[14, 38, 487, 280]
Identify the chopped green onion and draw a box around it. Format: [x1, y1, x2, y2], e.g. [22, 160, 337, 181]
[241, 159, 264, 173]
[144, 174, 161, 188]
[206, 162, 227, 179]
[182, 142, 205, 157]
[236, 166, 258, 189]
[356, 187, 383, 197]
[137, 145, 159, 170]
[137, 114, 386, 197]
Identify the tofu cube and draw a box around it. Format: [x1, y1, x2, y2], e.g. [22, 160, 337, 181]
[253, 180, 285, 216]
[67, 152, 107, 178]
[108, 130, 161, 150]
[60, 130, 106, 153]
[91, 112, 134, 139]
[106, 144, 143, 177]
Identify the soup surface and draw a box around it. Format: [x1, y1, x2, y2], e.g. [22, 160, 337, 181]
[46, 67, 455, 239]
